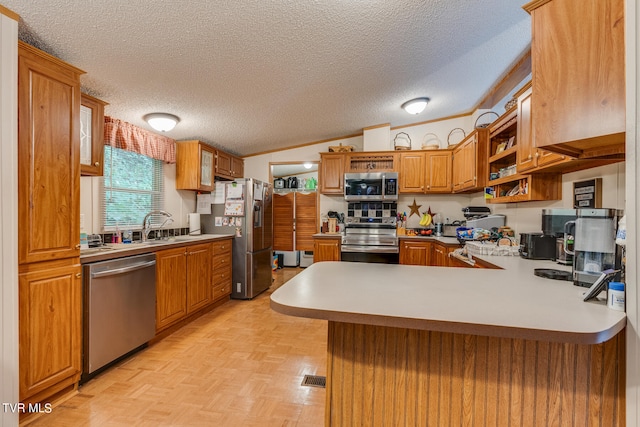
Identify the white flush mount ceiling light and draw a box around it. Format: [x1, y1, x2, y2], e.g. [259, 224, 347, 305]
[401, 97, 430, 115]
[144, 113, 180, 132]
[303, 162, 313, 169]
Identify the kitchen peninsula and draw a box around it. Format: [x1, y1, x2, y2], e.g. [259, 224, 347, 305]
[271, 260, 626, 426]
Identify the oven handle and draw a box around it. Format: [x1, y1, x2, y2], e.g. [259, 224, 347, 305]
[341, 245, 399, 254]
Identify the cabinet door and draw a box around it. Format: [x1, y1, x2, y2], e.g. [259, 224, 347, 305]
[200, 146, 214, 190]
[19, 262, 82, 400]
[453, 138, 474, 192]
[319, 153, 345, 194]
[399, 240, 431, 265]
[313, 238, 341, 262]
[216, 150, 233, 178]
[156, 247, 188, 331]
[212, 239, 233, 301]
[295, 192, 318, 252]
[431, 243, 448, 267]
[399, 152, 425, 193]
[273, 192, 295, 251]
[186, 243, 213, 314]
[231, 155, 244, 178]
[18, 44, 82, 264]
[425, 151, 452, 193]
[527, 0, 625, 157]
[516, 86, 537, 173]
[80, 94, 107, 176]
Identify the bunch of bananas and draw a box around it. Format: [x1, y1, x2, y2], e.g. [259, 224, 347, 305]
[419, 213, 432, 227]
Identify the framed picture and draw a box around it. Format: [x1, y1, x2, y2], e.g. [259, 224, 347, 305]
[506, 136, 515, 149]
[495, 142, 507, 155]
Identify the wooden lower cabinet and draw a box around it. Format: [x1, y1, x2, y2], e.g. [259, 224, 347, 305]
[326, 322, 625, 426]
[186, 243, 213, 314]
[399, 240, 460, 267]
[212, 239, 232, 301]
[156, 242, 226, 332]
[313, 237, 341, 262]
[156, 247, 189, 331]
[399, 240, 431, 265]
[19, 261, 82, 402]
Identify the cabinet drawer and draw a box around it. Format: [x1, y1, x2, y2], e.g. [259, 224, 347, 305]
[213, 281, 232, 300]
[213, 253, 231, 270]
[213, 265, 232, 286]
[212, 239, 232, 255]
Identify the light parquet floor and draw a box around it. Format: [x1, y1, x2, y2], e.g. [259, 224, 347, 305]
[26, 267, 326, 427]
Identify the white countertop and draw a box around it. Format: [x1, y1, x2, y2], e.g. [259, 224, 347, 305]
[80, 233, 234, 263]
[270, 258, 626, 344]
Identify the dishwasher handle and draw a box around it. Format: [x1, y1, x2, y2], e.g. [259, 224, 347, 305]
[90, 260, 156, 279]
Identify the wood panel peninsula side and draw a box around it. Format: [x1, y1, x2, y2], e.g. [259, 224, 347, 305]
[271, 261, 626, 426]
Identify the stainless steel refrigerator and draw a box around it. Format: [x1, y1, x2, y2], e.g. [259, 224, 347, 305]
[201, 178, 273, 299]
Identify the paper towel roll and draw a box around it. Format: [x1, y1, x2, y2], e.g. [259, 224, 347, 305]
[188, 213, 201, 235]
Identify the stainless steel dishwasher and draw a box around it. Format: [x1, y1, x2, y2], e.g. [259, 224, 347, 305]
[83, 253, 156, 379]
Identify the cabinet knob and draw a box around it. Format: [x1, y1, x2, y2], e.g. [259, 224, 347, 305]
[534, 152, 540, 158]
[75, 244, 81, 249]
[94, 161, 100, 167]
[427, 185, 431, 190]
[528, 155, 532, 160]
[75, 272, 82, 278]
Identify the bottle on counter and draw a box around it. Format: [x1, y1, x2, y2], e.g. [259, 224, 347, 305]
[607, 282, 625, 312]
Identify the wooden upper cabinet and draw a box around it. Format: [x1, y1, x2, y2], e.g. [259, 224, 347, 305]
[524, 0, 625, 158]
[425, 150, 452, 193]
[399, 150, 452, 194]
[516, 83, 566, 174]
[215, 149, 243, 179]
[452, 129, 488, 193]
[176, 140, 215, 191]
[399, 152, 425, 192]
[80, 93, 108, 176]
[18, 42, 84, 264]
[319, 153, 345, 194]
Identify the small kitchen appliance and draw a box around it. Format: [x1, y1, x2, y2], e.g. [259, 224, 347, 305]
[541, 208, 578, 265]
[461, 206, 506, 230]
[519, 233, 556, 260]
[564, 208, 623, 287]
[344, 172, 398, 201]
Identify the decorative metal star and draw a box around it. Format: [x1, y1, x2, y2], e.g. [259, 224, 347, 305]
[408, 199, 422, 217]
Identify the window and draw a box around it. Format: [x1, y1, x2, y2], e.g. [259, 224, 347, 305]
[101, 146, 164, 231]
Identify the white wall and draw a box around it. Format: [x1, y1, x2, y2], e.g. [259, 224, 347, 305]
[1, 9, 19, 427]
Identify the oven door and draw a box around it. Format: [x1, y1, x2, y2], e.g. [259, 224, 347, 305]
[341, 245, 399, 264]
[344, 173, 384, 201]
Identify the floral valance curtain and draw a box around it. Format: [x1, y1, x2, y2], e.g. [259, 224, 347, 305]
[104, 116, 176, 164]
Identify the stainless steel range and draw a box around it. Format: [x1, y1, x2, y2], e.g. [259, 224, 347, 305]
[341, 202, 399, 263]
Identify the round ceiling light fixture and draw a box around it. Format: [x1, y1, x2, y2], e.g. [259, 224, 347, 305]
[303, 162, 313, 169]
[144, 113, 180, 132]
[401, 97, 430, 115]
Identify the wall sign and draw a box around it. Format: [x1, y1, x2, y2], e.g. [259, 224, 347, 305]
[573, 178, 602, 208]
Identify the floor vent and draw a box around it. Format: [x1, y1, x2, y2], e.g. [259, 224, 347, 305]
[301, 374, 326, 388]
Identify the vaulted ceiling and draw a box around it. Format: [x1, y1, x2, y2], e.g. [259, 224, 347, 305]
[3, 0, 531, 156]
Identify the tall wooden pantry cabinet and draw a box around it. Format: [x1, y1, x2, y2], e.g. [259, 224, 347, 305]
[17, 41, 84, 406]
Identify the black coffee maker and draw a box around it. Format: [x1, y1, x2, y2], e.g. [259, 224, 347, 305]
[541, 209, 577, 265]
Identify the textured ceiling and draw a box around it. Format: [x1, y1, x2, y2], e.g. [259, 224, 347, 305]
[4, 0, 530, 156]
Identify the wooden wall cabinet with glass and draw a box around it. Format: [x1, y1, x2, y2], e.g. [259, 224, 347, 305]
[399, 150, 452, 194]
[523, 0, 625, 159]
[215, 149, 244, 179]
[176, 140, 215, 191]
[80, 93, 108, 176]
[452, 129, 489, 193]
[319, 153, 346, 195]
[313, 236, 341, 262]
[17, 41, 84, 405]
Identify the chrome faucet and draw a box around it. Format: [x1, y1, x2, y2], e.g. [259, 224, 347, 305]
[141, 210, 173, 242]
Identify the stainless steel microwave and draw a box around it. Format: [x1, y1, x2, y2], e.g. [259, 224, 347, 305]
[344, 172, 398, 201]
